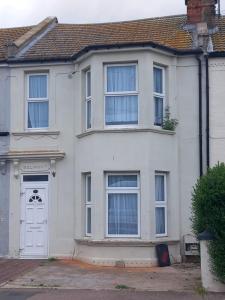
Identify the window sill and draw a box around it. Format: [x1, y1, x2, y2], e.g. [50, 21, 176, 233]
[77, 128, 175, 138]
[75, 238, 179, 247]
[12, 131, 60, 138]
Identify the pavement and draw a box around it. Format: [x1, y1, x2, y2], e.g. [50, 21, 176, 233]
[0, 289, 225, 300]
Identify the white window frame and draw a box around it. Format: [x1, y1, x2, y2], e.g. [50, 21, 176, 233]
[104, 63, 139, 128]
[85, 174, 92, 236]
[155, 172, 168, 237]
[153, 65, 166, 127]
[26, 73, 49, 131]
[105, 172, 140, 238]
[85, 70, 92, 130]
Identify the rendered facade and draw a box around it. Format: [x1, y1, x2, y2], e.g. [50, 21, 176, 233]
[0, 0, 224, 266]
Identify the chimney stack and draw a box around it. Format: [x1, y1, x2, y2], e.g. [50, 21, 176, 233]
[185, 0, 217, 28]
[184, 0, 218, 51]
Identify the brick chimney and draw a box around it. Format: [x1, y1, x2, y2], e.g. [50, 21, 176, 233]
[184, 0, 218, 51]
[185, 0, 217, 28]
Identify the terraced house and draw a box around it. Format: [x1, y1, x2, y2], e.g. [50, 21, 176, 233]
[0, 0, 225, 265]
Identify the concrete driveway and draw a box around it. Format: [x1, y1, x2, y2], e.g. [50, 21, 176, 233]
[3, 260, 201, 292]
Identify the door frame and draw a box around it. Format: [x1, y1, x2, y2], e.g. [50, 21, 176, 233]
[20, 174, 49, 258]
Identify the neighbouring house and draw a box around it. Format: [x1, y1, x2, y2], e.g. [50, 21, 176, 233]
[0, 0, 224, 266]
[0, 61, 10, 256]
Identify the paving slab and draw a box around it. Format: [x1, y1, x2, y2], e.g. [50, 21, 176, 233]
[0, 260, 43, 286]
[3, 260, 202, 292]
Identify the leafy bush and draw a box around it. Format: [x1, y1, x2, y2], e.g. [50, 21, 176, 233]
[192, 163, 225, 283]
[162, 106, 178, 131]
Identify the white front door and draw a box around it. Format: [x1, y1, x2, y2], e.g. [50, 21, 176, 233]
[20, 182, 48, 257]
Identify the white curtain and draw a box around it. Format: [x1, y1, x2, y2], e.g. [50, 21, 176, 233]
[154, 67, 163, 94]
[156, 207, 165, 234]
[108, 175, 137, 187]
[108, 193, 138, 235]
[107, 66, 136, 92]
[28, 102, 49, 128]
[154, 97, 163, 126]
[105, 95, 138, 125]
[155, 175, 165, 202]
[29, 75, 47, 98]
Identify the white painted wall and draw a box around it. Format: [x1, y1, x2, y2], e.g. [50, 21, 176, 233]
[9, 64, 76, 257]
[7, 49, 200, 265]
[209, 58, 225, 166]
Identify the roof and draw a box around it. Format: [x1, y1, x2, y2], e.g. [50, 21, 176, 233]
[0, 26, 33, 61]
[1, 14, 225, 62]
[22, 15, 193, 61]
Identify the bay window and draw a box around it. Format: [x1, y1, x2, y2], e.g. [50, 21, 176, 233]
[153, 66, 165, 126]
[27, 74, 49, 129]
[106, 173, 140, 237]
[105, 64, 138, 126]
[155, 173, 167, 236]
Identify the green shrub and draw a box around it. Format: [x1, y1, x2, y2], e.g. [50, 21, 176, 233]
[192, 163, 225, 283]
[162, 106, 178, 131]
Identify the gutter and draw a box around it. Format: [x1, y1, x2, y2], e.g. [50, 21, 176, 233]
[196, 56, 203, 176]
[1, 42, 203, 65]
[208, 51, 225, 57]
[205, 55, 210, 168]
[71, 42, 202, 61]
[0, 132, 9, 136]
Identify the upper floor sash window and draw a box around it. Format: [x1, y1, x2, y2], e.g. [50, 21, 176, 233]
[27, 74, 49, 129]
[105, 64, 138, 126]
[85, 70, 92, 129]
[153, 66, 165, 126]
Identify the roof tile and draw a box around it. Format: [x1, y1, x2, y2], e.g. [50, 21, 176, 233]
[1, 14, 225, 61]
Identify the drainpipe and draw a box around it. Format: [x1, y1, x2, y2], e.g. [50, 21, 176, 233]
[196, 56, 203, 177]
[205, 55, 210, 168]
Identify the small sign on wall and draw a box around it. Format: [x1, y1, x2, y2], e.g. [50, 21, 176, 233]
[20, 161, 50, 173]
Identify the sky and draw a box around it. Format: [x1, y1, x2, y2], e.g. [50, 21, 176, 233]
[0, 0, 225, 28]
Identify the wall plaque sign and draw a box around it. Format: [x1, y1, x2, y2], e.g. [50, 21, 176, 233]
[20, 161, 50, 172]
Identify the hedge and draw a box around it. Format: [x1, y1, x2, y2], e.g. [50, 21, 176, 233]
[192, 163, 225, 283]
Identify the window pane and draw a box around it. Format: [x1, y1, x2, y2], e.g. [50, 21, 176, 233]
[86, 175, 91, 202]
[108, 175, 137, 188]
[86, 100, 91, 129]
[108, 193, 138, 235]
[154, 67, 163, 94]
[107, 66, 136, 92]
[154, 97, 163, 126]
[29, 75, 47, 98]
[156, 207, 166, 234]
[155, 175, 165, 202]
[28, 102, 49, 128]
[86, 71, 91, 98]
[105, 95, 138, 125]
[87, 207, 92, 234]
[23, 175, 48, 182]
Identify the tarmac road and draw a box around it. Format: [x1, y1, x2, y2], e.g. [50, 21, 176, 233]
[0, 289, 225, 300]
